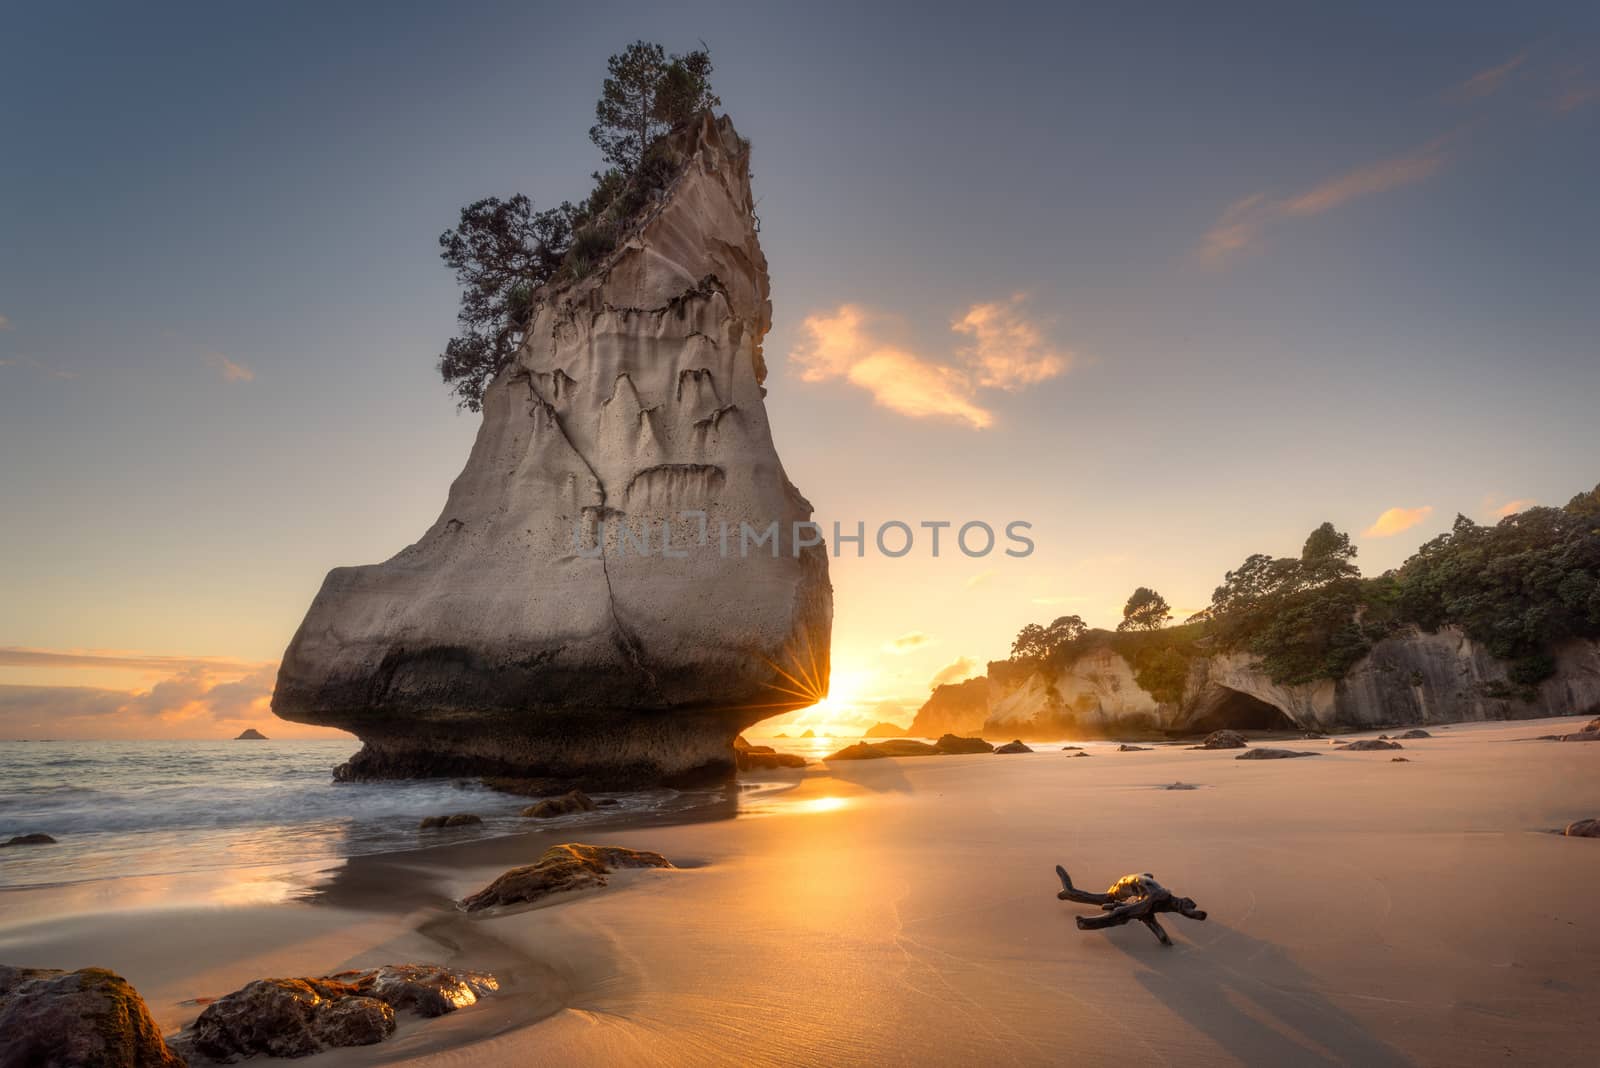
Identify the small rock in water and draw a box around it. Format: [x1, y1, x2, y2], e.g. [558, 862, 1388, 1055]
[1337, 739, 1404, 751]
[1117, 744, 1151, 752]
[1395, 729, 1432, 739]
[419, 813, 483, 829]
[522, 790, 598, 818]
[461, 843, 672, 910]
[994, 740, 1033, 754]
[0, 965, 183, 1067]
[1235, 748, 1321, 760]
[1061, 745, 1083, 751]
[1163, 782, 1199, 790]
[2, 833, 56, 847]
[1564, 818, 1600, 838]
[234, 727, 268, 740]
[1391, 757, 1411, 762]
[1068, 751, 1091, 758]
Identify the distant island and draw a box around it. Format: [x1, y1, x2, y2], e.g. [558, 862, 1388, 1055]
[863, 722, 910, 738]
[234, 728, 269, 741]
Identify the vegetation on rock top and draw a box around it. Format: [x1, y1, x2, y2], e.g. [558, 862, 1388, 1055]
[437, 41, 723, 411]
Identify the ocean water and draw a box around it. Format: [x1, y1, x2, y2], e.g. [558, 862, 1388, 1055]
[0, 740, 686, 891]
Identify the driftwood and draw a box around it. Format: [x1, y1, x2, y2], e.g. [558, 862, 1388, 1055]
[1055, 865, 1207, 946]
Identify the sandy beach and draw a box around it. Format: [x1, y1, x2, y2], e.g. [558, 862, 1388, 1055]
[3, 716, 1597, 1066]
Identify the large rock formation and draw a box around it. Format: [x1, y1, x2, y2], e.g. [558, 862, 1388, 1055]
[910, 626, 1600, 738]
[273, 115, 831, 784]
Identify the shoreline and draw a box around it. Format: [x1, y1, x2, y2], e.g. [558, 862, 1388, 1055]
[3, 714, 1598, 1065]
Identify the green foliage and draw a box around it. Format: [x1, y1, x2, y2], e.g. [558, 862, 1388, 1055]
[1010, 615, 1087, 662]
[590, 41, 719, 173]
[1389, 489, 1600, 663]
[437, 41, 720, 409]
[1199, 521, 1385, 685]
[1129, 644, 1191, 704]
[1117, 586, 1172, 632]
[435, 195, 575, 410]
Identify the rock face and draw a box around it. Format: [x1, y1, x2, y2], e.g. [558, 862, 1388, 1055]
[911, 627, 1600, 739]
[0, 966, 183, 1068]
[909, 678, 988, 737]
[271, 115, 831, 785]
[460, 843, 671, 910]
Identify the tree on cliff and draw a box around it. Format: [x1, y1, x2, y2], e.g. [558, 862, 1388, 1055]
[437, 196, 576, 411]
[1011, 615, 1086, 661]
[436, 41, 721, 411]
[590, 42, 719, 174]
[1117, 587, 1172, 632]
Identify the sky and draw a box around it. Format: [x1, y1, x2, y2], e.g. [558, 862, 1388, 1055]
[2, 2, 1599, 738]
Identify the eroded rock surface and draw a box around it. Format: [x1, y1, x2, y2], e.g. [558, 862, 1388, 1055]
[272, 115, 830, 785]
[460, 843, 672, 911]
[0, 966, 183, 1068]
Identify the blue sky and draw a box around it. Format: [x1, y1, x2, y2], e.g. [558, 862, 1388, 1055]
[2, 2, 1598, 735]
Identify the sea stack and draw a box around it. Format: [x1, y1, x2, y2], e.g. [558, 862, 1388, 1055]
[272, 115, 832, 785]
[235, 728, 268, 740]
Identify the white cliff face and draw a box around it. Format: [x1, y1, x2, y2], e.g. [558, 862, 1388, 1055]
[920, 628, 1600, 739]
[272, 115, 831, 783]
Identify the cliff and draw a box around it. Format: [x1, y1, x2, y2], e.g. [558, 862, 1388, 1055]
[272, 114, 832, 784]
[910, 627, 1600, 739]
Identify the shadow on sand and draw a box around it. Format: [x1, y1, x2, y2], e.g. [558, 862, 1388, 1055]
[298, 785, 743, 913]
[1115, 923, 1413, 1066]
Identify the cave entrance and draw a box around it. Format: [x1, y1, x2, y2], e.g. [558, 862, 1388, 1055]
[1188, 688, 1297, 733]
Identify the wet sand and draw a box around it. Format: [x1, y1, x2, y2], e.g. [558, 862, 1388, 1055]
[3, 717, 1598, 1066]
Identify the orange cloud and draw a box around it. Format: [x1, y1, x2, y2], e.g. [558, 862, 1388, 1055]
[1551, 66, 1600, 113]
[952, 294, 1070, 390]
[0, 648, 343, 740]
[1449, 49, 1528, 100]
[792, 297, 1072, 428]
[790, 305, 993, 428]
[1488, 497, 1537, 519]
[205, 351, 255, 383]
[929, 656, 979, 689]
[882, 631, 933, 655]
[1201, 136, 1452, 263]
[1363, 505, 1435, 538]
